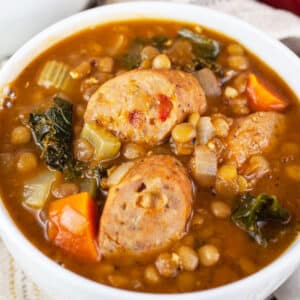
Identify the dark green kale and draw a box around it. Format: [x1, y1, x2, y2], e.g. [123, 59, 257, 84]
[151, 35, 168, 50]
[121, 35, 168, 70]
[177, 28, 221, 59]
[29, 97, 108, 192]
[231, 193, 291, 247]
[29, 97, 73, 173]
[121, 38, 143, 70]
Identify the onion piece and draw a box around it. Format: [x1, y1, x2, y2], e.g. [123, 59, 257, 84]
[193, 68, 221, 98]
[107, 161, 135, 187]
[198, 116, 215, 145]
[190, 145, 217, 187]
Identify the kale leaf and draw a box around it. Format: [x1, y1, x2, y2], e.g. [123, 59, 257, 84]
[177, 28, 221, 59]
[231, 193, 291, 246]
[29, 97, 107, 188]
[29, 97, 73, 173]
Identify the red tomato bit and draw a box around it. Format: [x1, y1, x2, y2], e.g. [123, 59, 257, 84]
[157, 94, 173, 122]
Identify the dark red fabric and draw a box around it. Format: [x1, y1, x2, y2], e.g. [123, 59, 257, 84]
[260, 0, 300, 16]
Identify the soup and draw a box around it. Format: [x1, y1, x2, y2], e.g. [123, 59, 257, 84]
[0, 20, 299, 293]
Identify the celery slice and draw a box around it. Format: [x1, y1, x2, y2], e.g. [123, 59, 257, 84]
[23, 171, 56, 208]
[38, 60, 73, 92]
[80, 123, 121, 161]
[79, 178, 97, 198]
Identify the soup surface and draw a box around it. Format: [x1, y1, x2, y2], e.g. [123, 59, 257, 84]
[0, 20, 300, 293]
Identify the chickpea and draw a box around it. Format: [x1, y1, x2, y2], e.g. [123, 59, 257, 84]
[233, 73, 248, 93]
[144, 265, 160, 284]
[227, 55, 249, 70]
[211, 201, 231, 219]
[229, 95, 249, 116]
[188, 112, 200, 127]
[237, 175, 248, 192]
[217, 164, 237, 181]
[155, 252, 180, 278]
[152, 54, 171, 69]
[224, 86, 238, 99]
[227, 43, 244, 55]
[198, 244, 220, 267]
[97, 56, 114, 73]
[177, 245, 199, 271]
[73, 138, 94, 162]
[11, 126, 31, 145]
[70, 61, 91, 79]
[108, 274, 129, 288]
[141, 46, 160, 61]
[123, 143, 146, 159]
[52, 183, 79, 198]
[212, 118, 230, 138]
[172, 123, 196, 144]
[17, 152, 38, 173]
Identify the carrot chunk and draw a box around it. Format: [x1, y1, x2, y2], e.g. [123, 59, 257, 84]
[246, 73, 288, 112]
[47, 192, 100, 262]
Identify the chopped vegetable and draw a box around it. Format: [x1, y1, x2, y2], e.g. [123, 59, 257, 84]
[157, 94, 173, 121]
[190, 145, 217, 187]
[38, 60, 73, 92]
[80, 123, 121, 161]
[197, 116, 215, 145]
[23, 171, 56, 208]
[47, 192, 100, 262]
[193, 68, 221, 98]
[178, 28, 221, 59]
[29, 97, 73, 173]
[107, 161, 135, 187]
[79, 178, 98, 198]
[231, 193, 291, 246]
[246, 73, 288, 112]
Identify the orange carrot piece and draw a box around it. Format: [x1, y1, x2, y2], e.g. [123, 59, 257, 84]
[47, 192, 100, 262]
[246, 73, 288, 112]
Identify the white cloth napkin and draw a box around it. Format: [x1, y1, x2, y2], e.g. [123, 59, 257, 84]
[0, 0, 299, 299]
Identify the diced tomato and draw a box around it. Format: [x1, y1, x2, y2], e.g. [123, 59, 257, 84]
[246, 73, 288, 112]
[128, 110, 144, 128]
[47, 192, 100, 262]
[157, 94, 173, 121]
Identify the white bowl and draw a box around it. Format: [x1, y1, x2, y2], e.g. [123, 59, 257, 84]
[0, 2, 300, 300]
[0, 0, 90, 58]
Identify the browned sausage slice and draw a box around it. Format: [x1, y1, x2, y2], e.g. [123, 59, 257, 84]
[84, 69, 206, 145]
[98, 155, 193, 258]
[224, 112, 286, 167]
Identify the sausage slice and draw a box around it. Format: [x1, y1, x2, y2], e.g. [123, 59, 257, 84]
[98, 155, 193, 258]
[84, 69, 206, 145]
[225, 112, 286, 167]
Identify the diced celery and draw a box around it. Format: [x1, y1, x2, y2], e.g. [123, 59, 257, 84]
[79, 178, 97, 198]
[80, 123, 121, 161]
[23, 171, 56, 208]
[37, 60, 73, 92]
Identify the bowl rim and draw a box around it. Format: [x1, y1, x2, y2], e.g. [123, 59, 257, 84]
[0, 1, 300, 299]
